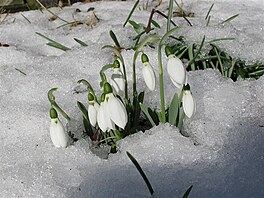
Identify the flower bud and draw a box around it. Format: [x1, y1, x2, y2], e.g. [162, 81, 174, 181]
[142, 62, 156, 91]
[50, 108, 69, 148]
[182, 85, 196, 118]
[166, 54, 186, 88]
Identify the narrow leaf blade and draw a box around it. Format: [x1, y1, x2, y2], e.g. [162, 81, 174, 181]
[168, 93, 179, 125]
[126, 151, 154, 196]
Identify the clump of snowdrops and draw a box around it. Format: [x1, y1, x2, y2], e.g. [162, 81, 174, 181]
[47, 0, 196, 150]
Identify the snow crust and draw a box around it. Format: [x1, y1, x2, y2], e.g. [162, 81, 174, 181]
[0, 0, 263, 197]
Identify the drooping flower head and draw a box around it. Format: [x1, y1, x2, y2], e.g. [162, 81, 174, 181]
[104, 82, 128, 129]
[182, 84, 196, 118]
[87, 92, 99, 127]
[141, 53, 156, 91]
[165, 46, 187, 89]
[49, 107, 69, 148]
[110, 59, 125, 95]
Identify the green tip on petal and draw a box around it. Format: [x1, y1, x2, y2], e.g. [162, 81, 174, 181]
[88, 92, 94, 101]
[141, 53, 149, 63]
[50, 107, 58, 119]
[183, 84, 191, 91]
[101, 93, 106, 102]
[113, 59, 120, 68]
[165, 46, 173, 57]
[104, 82, 113, 94]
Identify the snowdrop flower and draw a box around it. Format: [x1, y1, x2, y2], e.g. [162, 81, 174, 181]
[49, 108, 69, 148]
[165, 46, 187, 89]
[141, 53, 156, 91]
[104, 82, 128, 129]
[110, 60, 125, 95]
[97, 93, 115, 132]
[182, 84, 196, 118]
[87, 92, 99, 127]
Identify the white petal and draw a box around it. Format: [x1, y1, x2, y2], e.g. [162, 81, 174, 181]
[142, 62, 156, 91]
[182, 90, 196, 118]
[97, 102, 115, 132]
[88, 105, 97, 127]
[111, 69, 125, 95]
[94, 102, 100, 111]
[50, 118, 69, 148]
[170, 76, 183, 90]
[106, 93, 128, 129]
[167, 55, 186, 86]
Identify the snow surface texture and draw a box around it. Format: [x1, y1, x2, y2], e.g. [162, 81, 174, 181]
[0, 0, 263, 197]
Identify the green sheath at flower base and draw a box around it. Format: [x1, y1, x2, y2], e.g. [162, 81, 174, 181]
[101, 93, 106, 102]
[88, 92, 95, 102]
[113, 59, 121, 68]
[141, 53, 149, 63]
[165, 46, 173, 57]
[183, 84, 191, 91]
[104, 82, 113, 94]
[50, 108, 58, 119]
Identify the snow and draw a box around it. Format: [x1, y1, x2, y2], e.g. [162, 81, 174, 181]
[0, 0, 263, 197]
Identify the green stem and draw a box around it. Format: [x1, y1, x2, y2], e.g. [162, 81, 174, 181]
[48, 88, 71, 121]
[158, 44, 166, 123]
[99, 64, 113, 87]
[132, 50, 140, 96]
[118, 55, 128, 100]
[167, 0, 174, 32]
[157, 27, 181, 123]
[102, 45, 128, 100]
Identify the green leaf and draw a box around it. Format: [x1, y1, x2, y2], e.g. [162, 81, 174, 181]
[123, 0, 139, 27]
[128, 20, 140, 29]
[208, 37, 235, 43]
[213, 45, 224, 75]
[74, 38, 88, 46]
[182, 185, 193, 198]
[151, 19, 160, 29]
[206, 15, 211, 26]
[114, 130, 123, 141]
[177, 108, 185, 130]
[132, 91, 144, 128]
[188, 36, 206, 70]
[36, 32, 71, 51]
[167, 0, 174, 32]
[221, 14, 239, 24]
[83, 116, 93, 139]
[46, 42, 71, 51]
[148, 108, 159, 126]
[205, 3, 214, 20]
[126, 151, 154, 196]
[77, 101, 88, 120]
[139, 103, 156, 127]
[168, 93, 179, 125]
[109, 30, 121, 48]
[188, 44, 195, 70]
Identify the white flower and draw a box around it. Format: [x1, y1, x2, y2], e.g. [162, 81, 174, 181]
[167, 54, 186, 88]
[50, 117, 69, 148]
[182, 89, 196, 118]
[110, 68, 125, 95]
[142, 62, 156, 91]
[88, 101, 99, 127]
[105, 93, 128, 129]
[97, 95, 115, 132]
